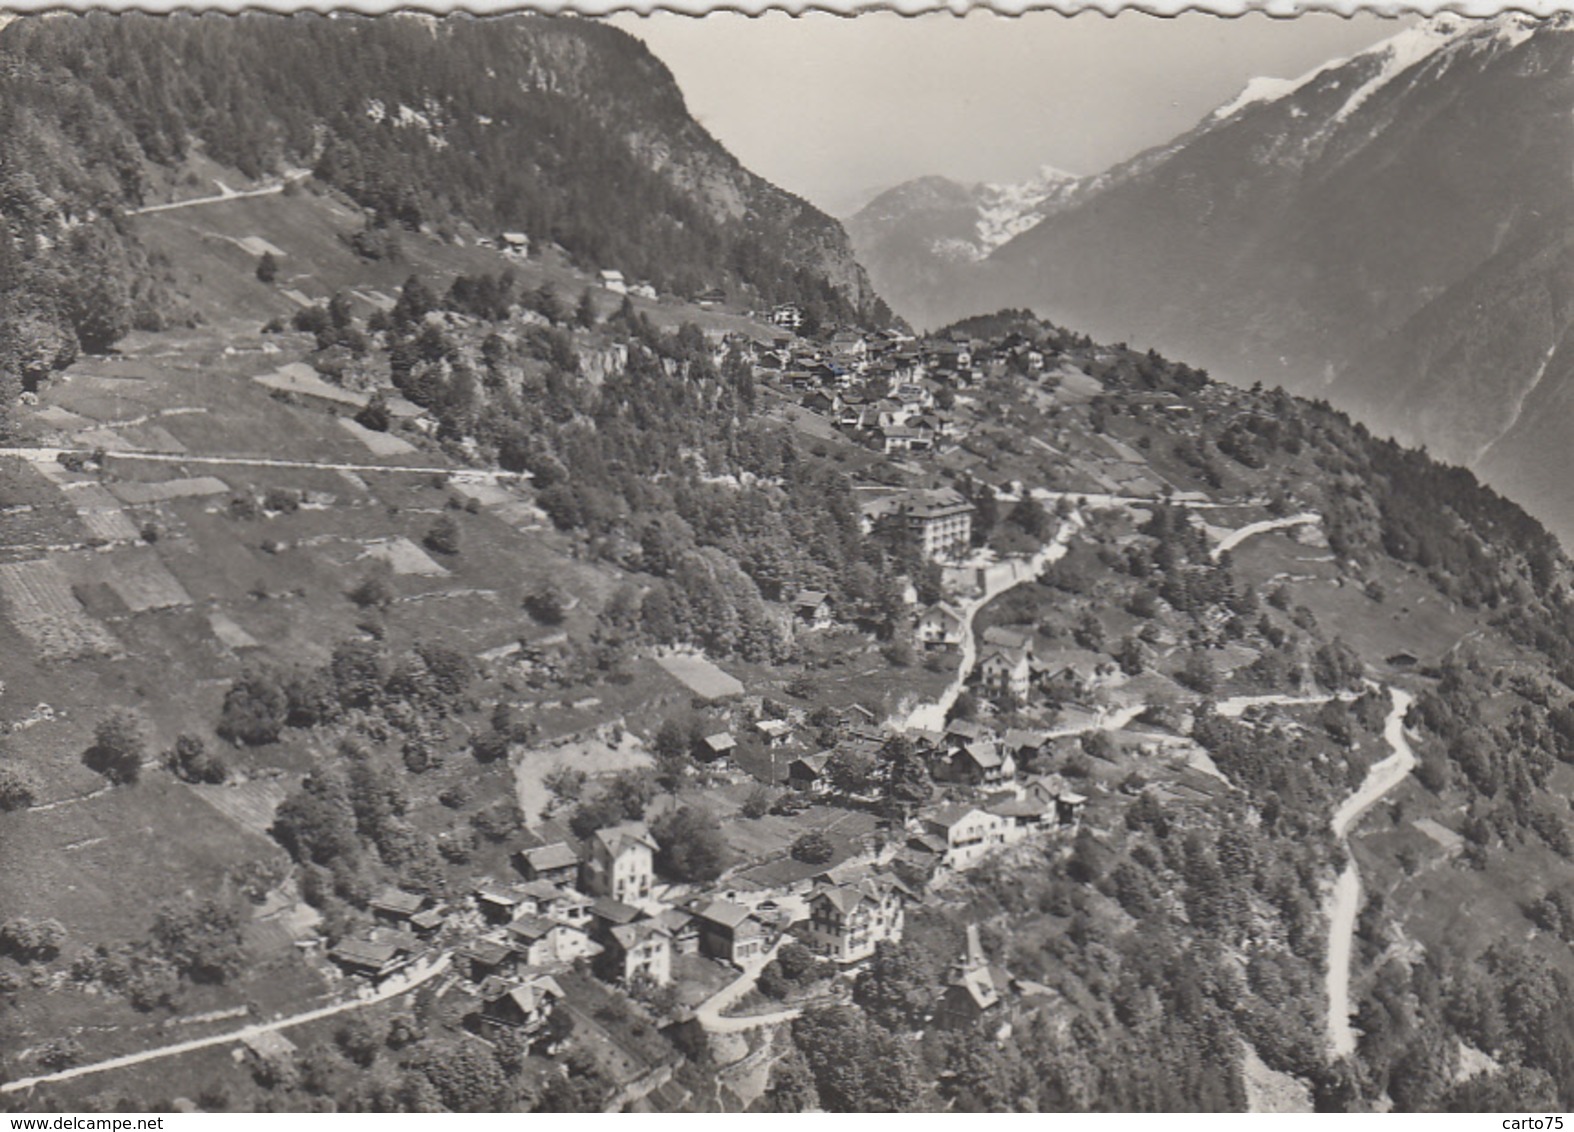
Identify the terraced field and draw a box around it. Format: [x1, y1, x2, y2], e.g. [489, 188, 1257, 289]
[0, 558, 121, 661]
[66, 482, 142, 542]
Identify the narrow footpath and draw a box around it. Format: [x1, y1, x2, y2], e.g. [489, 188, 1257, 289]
[0, 446, 523, 484]
[0, 954, 450, 1096]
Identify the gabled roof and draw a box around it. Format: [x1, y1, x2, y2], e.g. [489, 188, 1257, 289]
[1002, 728, 1047, 751]
[652, 907, 695, 935]
[988, 796, 1048, 819]
[594, 820, 657, 858]
[610, 920, 671, 951]
[979, 644, 1032, 671]
[908, 832, 949, 855]
[517, 879, 565, 904]
[920, 602, 964, 625]
[484, 975, 565, 1012]
[523, 842, 579, 872]
[790, 752, 831, 775]
[960, 740, 1003, 769]
[460, 938, 515, 967]
[925, 802, 993, 830]
[331, 937, 403, 967]
[981, 626, 1032, 651]
[950, 965, 1003, 1011]
[810, 875, 905, 917]
[476, 885, 525, 907]
[944, 719, 982, 741]
[793, 589, 830, 609]
[370, 888, 426, 917]
[810, 883, 864, 916]
[703, 732, 736, 753]
[410, 907, 446, 931]
[507, 913, 561, 943]
[590, 896, 644, 926]
[691, 899, 753, 930]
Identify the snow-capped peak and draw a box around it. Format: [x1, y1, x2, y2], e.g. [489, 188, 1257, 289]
[1327, 17, 1470, 126]
[972, 166, 1082, 255]
[1207, 14, 1544, 127]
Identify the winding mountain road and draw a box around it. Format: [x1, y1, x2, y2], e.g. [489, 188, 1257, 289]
[897, 514, 1083, 733]
[1325, 687, 1415, 1058]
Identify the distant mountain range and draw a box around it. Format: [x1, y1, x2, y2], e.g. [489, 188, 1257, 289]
[845, 167, 1079, 330]
[847, 15, 1574, 546]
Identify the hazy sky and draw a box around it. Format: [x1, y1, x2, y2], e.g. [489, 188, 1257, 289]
[611, 12, 1402, 216]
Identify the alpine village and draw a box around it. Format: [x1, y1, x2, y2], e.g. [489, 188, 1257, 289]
[4, 12, 1574, 1117]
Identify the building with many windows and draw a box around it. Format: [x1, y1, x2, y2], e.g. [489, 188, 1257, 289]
[581, 821, 658, 905]
[803, 876, 908, 964]
[901, 489, 974, 560]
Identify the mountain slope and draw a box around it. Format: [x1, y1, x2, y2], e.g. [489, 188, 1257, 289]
[891, 16, 1574, 542]
[0, 12, 888, 402]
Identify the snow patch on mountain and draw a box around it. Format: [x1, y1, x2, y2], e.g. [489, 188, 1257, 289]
[1213, 75, 1318, 121]
[974, 165, 1080, 253]
[1328, 19, 1468, 126]
[1208, 15, 1547, 132]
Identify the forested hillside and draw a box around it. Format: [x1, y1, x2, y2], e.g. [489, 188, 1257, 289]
[0, 13, 888, 423]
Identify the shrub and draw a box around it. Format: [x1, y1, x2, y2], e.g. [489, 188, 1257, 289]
[0, 761, 40, 811]
[355, 392, 392, 432]
[349, 571, 395, 609]
[263, 487, 300, 514]
[167, 734, 226, 784]
[218, 669, 289, 746]
[472, 729, 510, 764]
[543, 764, 587, 803]
[424, 515, 461, 556]
[470, 798, 523, 842]
[151, 897, 246, 984]
[89, 711, 146, 785]
[524, 587, 567, 625]
[791, 830, 835, 865]
[651, 805, 731, 882]
[881, 637, 914, 668]
[37, 1037, 84, 1070]
[0, 917, 67, 962]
